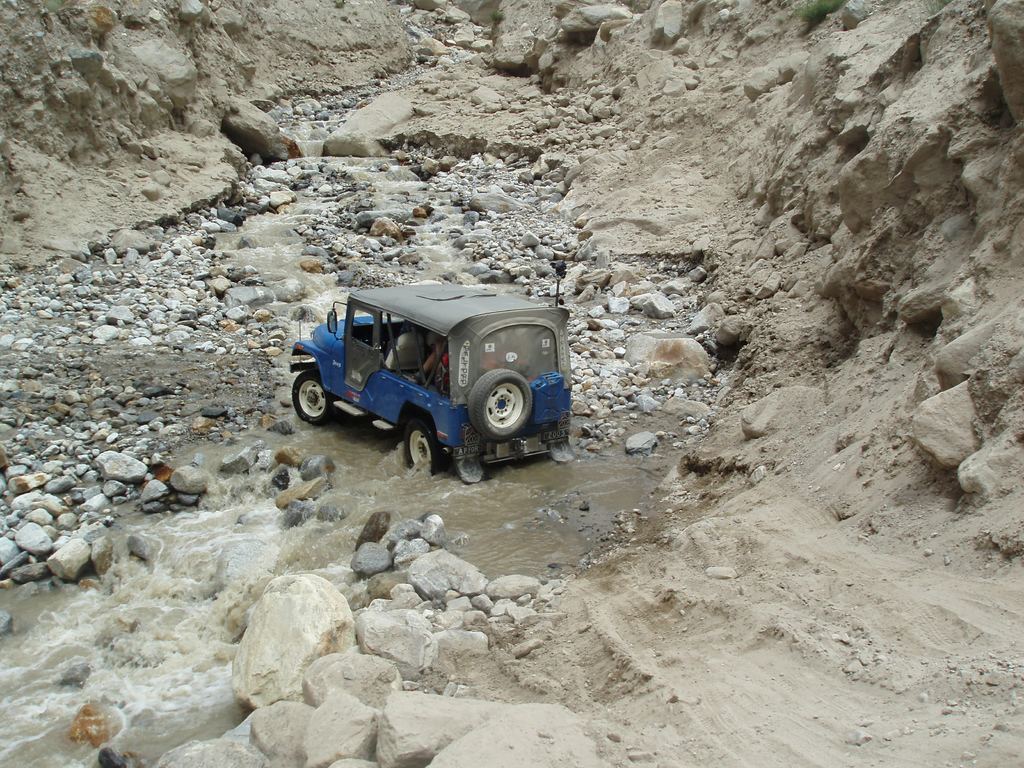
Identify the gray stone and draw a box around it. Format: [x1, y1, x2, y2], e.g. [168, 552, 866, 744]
[625, 432, 658, 456]
[225, 286, 276, 310]
[179, 0, 206, 23]
[632, 292, 676, 319]
[469, 190, 524, 214]
[299, 454, 336, 481]
[69, 49, 105, 83]
[47, 539, 92, 581]
[705, 566, 738, 580]
[0, 537, 21, 565]
[304, 691, 378, 767]
[95, 451, 148, 484]
[392, 538, 429, 569]
[15, 522, 53, 557]
[651, 0, 683, 44]
[354, 609, 437, 675]
[841, 0, 870, 30]
[419, 514, 446, 546]
[140, 480, 169, 504]
[407, 550, 488, 601]
[0, 610, 13, 636]
[220, 446, 258, 475]
[351, 542, 393, 578]
[170, 466, 209, 495]
[991, 0, 1024, 121]
[128, 533, 157, 561]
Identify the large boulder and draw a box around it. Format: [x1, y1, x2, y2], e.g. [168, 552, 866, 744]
[912, 382, 979, 469]
[625, 333, 711, 382]
[130, 40, 197, 109]
[222, 102, 290, 162]
[376, 692, 506, 768]
[249, 700, 313, 767]
[323, 93, 413, 157]
[354, 610, 437, 675]
[990, 0, 1024, 122]
[430, 703, 605, 768]
[302, 650, 402, 708]
[304, 691, 378, 768]
[407, 550, 488, 600]
[232, 575, 356, 709]
[740, 386, 824, 440]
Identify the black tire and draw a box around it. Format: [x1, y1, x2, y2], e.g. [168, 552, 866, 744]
[403, 418, 446, 474]
[292, 369, 333, 425]
[467, 368, 533, 441]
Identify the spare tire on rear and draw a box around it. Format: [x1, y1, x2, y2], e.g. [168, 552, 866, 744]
[468, 368, 533, 441]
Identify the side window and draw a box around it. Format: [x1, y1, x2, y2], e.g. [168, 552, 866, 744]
[347, 306, 379, 348]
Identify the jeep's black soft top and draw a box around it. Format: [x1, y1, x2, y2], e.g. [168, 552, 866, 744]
[350, 285, 567, 336]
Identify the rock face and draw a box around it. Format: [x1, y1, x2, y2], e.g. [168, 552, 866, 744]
[989, 0, 1024, 121]
[354, 610, 437, 675]
[324, 93, 413, 157]
[625, 334, 711, 382]
[376, 692, 506, 768]
[407, 550, 488, 600]
[912, 382, 979, 469]
[232, 575, 356, 709]
[222, 102, 289, 162]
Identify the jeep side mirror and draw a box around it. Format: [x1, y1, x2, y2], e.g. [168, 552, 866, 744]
[326, 309, 338, 336]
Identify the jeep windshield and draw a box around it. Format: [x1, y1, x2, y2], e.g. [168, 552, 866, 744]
[478, 325, 558, 381]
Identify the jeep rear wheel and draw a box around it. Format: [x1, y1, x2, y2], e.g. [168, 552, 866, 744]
[403, 418, 446, 475]
[468, 368, 533, 440]
[292, 369, 333, 425]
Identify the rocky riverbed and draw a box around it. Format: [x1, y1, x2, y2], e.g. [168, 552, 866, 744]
[0, 17, 732, 766]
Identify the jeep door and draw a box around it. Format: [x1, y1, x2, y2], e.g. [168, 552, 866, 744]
[344, 304, 382, 391]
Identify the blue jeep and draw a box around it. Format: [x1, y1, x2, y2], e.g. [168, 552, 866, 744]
[289, 286, 574, 483]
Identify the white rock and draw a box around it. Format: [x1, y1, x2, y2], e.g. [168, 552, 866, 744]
[354, 609, 437, 675]
[249, 700, 312, 768]
[302, 650, 402, 709]
[304, 691, 378, 768]
[911, 382, 979, 469]
[376, 692, 507, 768]
[625, 333, 711, 382]
[485, 575, 540, 600]
[232, 575, 356, 708]
[47, 538, 91, 581]
[15, 522, 53, 557]
[95, 450, 148, 484]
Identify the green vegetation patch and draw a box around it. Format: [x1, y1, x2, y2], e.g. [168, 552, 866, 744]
[795, 0, 846, 28]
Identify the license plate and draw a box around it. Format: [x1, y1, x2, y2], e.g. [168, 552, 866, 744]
[454, 445, 479, 458]
[541, 428, 568, 442]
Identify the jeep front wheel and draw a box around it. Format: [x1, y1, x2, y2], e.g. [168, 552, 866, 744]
[403, 418, 446, 474]
[468, 368, 533, 440]
[292, 369, 333, 425]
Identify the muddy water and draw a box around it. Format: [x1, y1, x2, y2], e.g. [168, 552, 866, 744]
[0, 415, 657, 767]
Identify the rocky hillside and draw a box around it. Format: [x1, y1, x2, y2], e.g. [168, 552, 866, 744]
[0, 0, 409, 265]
